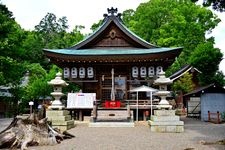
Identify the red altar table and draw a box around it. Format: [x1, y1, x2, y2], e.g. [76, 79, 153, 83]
[105, 100, 121, 108]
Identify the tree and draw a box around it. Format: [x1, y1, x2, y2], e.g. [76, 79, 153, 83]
[172, 72, 194, 94]
[35, 13, 84, 49]
[35, 13, 69, 48]
[121, 9, 135, 29]
[90, 19, 103, 32]
[0, 3, 27, 85]
[192, 0, 225, 12]
[189, 41, 223, 85]
[123, 0, 223, 85]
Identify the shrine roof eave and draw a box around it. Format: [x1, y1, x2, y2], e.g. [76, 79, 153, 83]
[43, 47, 182, 56]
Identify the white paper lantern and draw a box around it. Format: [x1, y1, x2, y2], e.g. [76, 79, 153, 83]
[63, 67, 70, 78]
[140, 67, 147, 78]
[132, 66, 138, 78]
[156, 66, 163, 75]
[148, 66, 155, 77]
[79, 67, 85, 78]
[71, 67, 77, 78]
[87, 67, 94, 78]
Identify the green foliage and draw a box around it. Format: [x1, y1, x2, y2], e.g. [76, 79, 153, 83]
[90, 19, 103, 32]
[172, 72, 194, 94]
[64, 25, 85, 46]
[23, 64, 57, 102]
[192, 0, 225, 12]
[121, 9, 135, 29]
[221, 111, 225, 120]
[189, 41, 223, 85]
[123, 0, 223, 85]
[213, 71, 225, 87]
[35, 13, 84, 49]
[0, 56, 26, 85]
[0, 5, 84, 114]
[0, 3, 27, 85]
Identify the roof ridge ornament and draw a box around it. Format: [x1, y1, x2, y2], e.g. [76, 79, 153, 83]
[104, 7, 121, 20]
[107, 7, 118, 16]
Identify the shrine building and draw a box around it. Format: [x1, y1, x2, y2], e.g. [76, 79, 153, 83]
[43, 8, 182, 120]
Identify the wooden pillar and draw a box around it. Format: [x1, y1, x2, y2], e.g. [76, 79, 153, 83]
[127, 104, 131, 121]
[208, 111, 210, 122]
[79, 110, 83, 121]
[143, 111, 146, 121]
[217, 111, 220, 124]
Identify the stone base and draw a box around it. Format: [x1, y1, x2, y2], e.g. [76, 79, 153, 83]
[149, 121, 184, 132]
[46, 110, 74, 132]
[149, 110, 184, 133]
[94, 110, 133, 122]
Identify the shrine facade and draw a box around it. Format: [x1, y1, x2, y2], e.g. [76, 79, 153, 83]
[43, 7, 182, 107]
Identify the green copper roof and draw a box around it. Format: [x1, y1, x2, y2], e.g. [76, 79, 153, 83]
[44, 47, 182, 56]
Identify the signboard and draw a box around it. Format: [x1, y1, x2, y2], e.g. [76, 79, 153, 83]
[67, 93, 96, 108]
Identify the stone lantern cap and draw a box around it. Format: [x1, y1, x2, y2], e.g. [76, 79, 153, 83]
[154, 71, 172, 85]
[48, 72, 69, 86]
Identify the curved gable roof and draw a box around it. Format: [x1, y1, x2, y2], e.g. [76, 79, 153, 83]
[69, 10, 158, 50]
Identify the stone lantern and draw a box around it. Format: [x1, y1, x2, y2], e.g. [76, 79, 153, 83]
[149, 71, 184, 132]
[46, 72, 74, 131]
[154, 71, 172, 109]
[48, 72, 68, 109]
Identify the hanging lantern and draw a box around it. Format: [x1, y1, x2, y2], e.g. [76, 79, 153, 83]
[87, 67, 94, 78]
[71, 67, 77, 78]
[148, 66, 155, 77]
[79, 67, 85, 78]
[140, 67, 147, 78]
[132, 66, 138, 78]
[63, 67, 70, 78]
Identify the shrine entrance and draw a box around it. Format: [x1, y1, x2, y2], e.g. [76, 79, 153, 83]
[101, 76, 126, 101]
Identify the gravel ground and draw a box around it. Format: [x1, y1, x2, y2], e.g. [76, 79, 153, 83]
[0, 117, 225, 150]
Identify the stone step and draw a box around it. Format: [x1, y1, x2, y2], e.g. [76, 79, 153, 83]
[89, 122, 135, 127]
[48, 115, 71, 121]
[151, 115, 180, 122]
[52, 120, 74, 126]
[150, 125, 184, 133]
[154, 110, 176, 116]
[97, 110, 130, 117]
[95, 110, 133, 122]
[46, 110, 69, 116]
[149, 120, 184, 126]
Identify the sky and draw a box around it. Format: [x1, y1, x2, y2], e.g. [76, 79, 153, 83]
[1, 0, 225, 74]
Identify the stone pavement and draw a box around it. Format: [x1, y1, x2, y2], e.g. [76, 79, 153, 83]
[0, 117, 224, 150]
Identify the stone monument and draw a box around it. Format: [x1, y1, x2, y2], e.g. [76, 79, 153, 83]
[46, 72, 74, 131]
[149, 71, 184, 132]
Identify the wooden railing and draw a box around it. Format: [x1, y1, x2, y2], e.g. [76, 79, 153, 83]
[125, 99, 159, 106]
[208, 111, 221, 124]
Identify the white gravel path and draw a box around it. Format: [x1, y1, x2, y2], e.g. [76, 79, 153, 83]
[0, 117, 225, 150]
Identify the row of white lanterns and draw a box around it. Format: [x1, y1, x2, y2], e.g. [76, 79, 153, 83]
[64, 66, 163, 79]
[132, 66, 163, 78]
[64, 67, 94, 79]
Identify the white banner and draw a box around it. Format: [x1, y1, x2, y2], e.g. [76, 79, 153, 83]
[67, 93, 96, 108]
